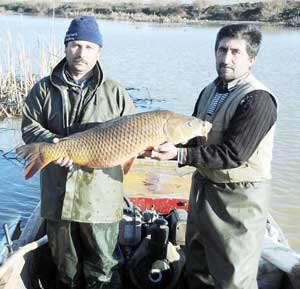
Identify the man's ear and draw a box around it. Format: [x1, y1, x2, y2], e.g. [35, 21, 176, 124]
[250, 56, 256, 66]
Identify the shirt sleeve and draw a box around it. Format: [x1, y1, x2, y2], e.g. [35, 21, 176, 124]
[182, 90, 277, 169]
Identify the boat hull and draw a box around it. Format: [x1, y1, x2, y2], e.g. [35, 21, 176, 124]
[1, 159, 298, 289]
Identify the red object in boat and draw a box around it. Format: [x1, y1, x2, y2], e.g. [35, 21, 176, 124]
[129, 197, 188, 215]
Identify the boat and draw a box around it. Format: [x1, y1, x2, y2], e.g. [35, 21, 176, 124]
[0, 216, 21, 265]
[0, 159, 299, 289]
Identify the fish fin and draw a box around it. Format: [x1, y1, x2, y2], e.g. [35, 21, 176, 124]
[16, 143, 49, 180]
[123, 156, 136, 175]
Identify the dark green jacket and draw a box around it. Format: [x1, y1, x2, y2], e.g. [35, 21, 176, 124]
[21, 58, 136, 223]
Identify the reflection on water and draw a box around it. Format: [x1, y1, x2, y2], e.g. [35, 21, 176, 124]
[0, 120, 39, 245]
[0, 16, 300, 250]
[126, 87, 166, 112]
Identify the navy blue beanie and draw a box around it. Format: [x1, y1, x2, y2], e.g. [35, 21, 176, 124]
[64, 16, 103, 47]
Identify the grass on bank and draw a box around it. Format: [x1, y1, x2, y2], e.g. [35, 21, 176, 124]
[0, 1, 299, 25]
[1, 0, 299, 27]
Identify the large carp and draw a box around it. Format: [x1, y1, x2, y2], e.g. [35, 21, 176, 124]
[16, 110, 212, 179]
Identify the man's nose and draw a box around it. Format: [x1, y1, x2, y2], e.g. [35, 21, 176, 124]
[224, 51, 233, 64]
[77, 47, 87, 57]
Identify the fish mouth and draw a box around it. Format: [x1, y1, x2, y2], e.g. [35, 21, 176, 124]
[204, 121, 212, 138]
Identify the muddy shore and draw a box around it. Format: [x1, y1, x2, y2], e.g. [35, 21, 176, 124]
[0, 1, 299, 27]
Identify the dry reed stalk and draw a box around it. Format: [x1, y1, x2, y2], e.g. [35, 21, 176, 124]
[0, 31, 62, 118]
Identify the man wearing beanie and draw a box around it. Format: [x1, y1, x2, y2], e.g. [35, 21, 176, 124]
[21, 16, 135, 289]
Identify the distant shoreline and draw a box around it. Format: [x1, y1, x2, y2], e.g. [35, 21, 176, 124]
[0, 1, 299, 27]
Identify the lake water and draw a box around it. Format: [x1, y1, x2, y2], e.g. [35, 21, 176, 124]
[0, 15, 299, 250]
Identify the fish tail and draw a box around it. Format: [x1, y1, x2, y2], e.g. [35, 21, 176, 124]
[16, 143, 50, 180]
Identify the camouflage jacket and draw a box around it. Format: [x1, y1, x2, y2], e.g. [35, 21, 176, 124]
[21, 58, 136, 223]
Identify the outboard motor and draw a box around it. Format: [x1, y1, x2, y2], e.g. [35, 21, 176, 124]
[149, 218, 169, 260]
[129, 217, 185, 289]
[119, 208, 142, 247]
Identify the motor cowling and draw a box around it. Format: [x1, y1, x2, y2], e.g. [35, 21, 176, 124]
[119, 208, 142, 247]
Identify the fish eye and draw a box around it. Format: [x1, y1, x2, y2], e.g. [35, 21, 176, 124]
[186, 121, 193, 127]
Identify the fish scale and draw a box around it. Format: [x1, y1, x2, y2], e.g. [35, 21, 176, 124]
[16, 110, 211, 179]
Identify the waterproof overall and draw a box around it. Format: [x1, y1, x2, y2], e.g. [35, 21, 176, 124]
[185, 73, 277, 289]
[186, 172, 271, 289]
[21, 58, 135, 288]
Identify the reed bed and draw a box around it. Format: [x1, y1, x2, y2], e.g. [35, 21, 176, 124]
[0, 32, 61, 118]
[0, 0, 299, 118]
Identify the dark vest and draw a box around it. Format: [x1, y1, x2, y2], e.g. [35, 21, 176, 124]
[195, 73, 277, 183]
